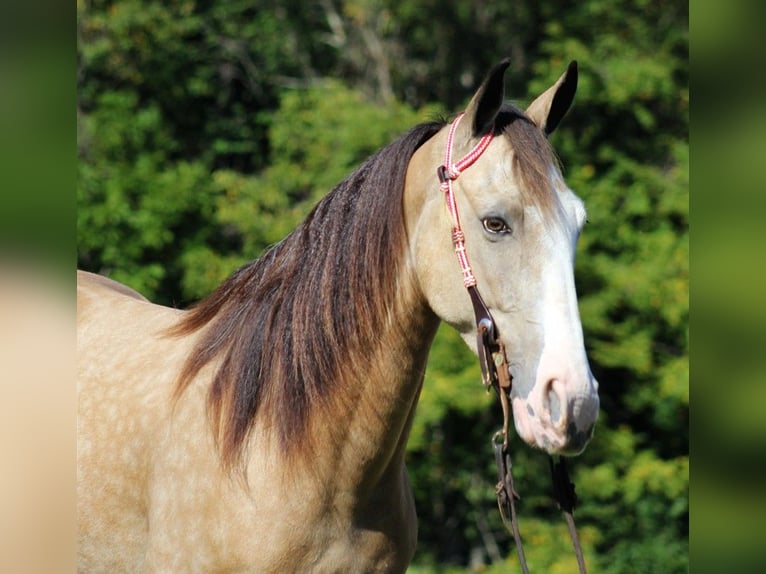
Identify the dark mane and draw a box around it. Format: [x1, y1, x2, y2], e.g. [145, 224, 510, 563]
[171, 121, 444, 472]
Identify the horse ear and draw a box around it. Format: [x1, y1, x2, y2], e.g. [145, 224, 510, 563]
[464, 58, 511, 137]
[525, 60, 578, 136]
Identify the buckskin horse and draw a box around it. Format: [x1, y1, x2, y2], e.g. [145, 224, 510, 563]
[77, 59, 599, 572]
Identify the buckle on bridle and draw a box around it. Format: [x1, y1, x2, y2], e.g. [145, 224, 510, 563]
[436, 165, 450, 184]
[476, 318, 497, 391]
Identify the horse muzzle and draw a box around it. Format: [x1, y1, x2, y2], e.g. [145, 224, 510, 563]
[511, 374, 599, 455]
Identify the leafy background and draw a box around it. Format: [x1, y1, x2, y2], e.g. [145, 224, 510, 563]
[77, 0, 688, 571]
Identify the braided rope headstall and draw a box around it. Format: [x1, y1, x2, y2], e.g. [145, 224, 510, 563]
[437, 113, 588, 574]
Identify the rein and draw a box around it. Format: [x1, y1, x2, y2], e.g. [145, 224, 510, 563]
[437, 113, 588, 573]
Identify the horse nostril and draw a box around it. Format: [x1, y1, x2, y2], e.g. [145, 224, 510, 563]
[566, 421, 595, 454]
[546, 380, 562, 424]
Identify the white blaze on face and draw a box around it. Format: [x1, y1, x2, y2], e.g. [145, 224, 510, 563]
[511, 182, 599, 454]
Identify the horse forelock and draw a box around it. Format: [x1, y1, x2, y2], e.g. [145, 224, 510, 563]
[495, 103, 565, 224]
[170, 121, 444, 473]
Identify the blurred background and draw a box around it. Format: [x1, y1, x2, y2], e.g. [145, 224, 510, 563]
[73, 0, 688, 572]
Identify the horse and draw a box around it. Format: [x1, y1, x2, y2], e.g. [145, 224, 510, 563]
[77, 59, 600, 572]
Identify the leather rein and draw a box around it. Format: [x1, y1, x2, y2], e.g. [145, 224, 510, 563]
[437, 113, 588, 573]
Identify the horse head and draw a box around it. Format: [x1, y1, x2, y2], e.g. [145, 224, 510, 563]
[405, 60, 599, 455]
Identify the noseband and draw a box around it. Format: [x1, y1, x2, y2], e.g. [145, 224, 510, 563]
[437, 113, 588, 574]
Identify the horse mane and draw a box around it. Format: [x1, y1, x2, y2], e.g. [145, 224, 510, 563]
[171, 120, 445, 473]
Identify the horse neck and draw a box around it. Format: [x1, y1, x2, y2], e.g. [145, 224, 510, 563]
[312, 143, 451, 495]
[300, 269, 438, 496]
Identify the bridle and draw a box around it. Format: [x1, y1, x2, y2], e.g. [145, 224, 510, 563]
[437, 113, 588, 574]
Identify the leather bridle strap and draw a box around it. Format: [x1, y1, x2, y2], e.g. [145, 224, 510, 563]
[494, 435, 530, 574]
[550, 457, 588, 574]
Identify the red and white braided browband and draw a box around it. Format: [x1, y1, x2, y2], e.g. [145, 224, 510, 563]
[437, 113, 495, 288]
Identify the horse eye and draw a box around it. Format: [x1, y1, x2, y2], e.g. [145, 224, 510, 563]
[482, 217, 511, 235]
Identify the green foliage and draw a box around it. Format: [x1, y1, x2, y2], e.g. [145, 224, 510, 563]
[77, 88, 217, 301]
[409, 326, 491, 451]
[77, 0, 688, 571]
[173, 81, 439, 299]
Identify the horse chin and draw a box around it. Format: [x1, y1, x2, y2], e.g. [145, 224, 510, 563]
[510, 396, 580, 455]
